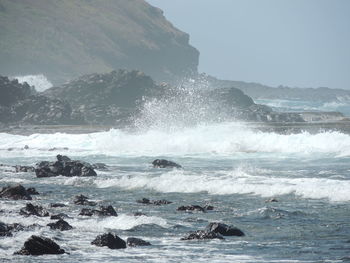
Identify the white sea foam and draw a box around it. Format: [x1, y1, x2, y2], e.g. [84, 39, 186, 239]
[95, 167, 350, 202]
[1, 122, 350, 157]
[12, 74, 53, 92]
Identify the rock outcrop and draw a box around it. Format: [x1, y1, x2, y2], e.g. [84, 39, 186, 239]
[126, 237, 151, 247]
[0, 76, 82, 125]
[47, 219, 73, 231]
[35, 155, 97, 178]
[19, 203, 49, 217]
[137, 198, 172, 205]
[152, 159, 182, 169]
[181, 230, 224, 241]
[205, 222, 245, 236]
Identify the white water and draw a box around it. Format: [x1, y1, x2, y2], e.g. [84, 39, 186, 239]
[12, 74, 53, 92]
[1, 122, 350, 157]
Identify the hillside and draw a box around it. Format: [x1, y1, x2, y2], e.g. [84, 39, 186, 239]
[0, 0, 199, 84]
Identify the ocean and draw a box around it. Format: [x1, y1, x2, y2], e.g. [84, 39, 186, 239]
[1, 92, 350, 262]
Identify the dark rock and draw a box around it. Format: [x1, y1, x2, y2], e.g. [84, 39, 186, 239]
[0, 222, 24, 237]
[126, 237, 151, 247]
[152, 159, 182, 168]
[14, 235, 65, 255]
[50, 213, 69, 220]
[50, 203, 66, 208]
[47, 219, 73, 231]
[137, 198, 172, 205]
[204, 205, 214, 210]
[181, 230, 224, 241]
[35, 155, 97, 178]
[205, 222, 245, 237]
[79, 206, 117, 217]
[91, 233, 126, 249]
[134, 212, 147, 217]
[26, 187, 39, 195]
[15, 165, 35, 173]
[265, 198, 278, 203]
[177, 205, 206, 212]
[19, 203, 49, 217]
[73, 194, 97, 206]
[0, 184, 32, 200]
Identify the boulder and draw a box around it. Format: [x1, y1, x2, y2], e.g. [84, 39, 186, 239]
[181, 230, 224, 241]
[152, 159, 182, 168]
[79, 206, 117, 217]
[92, 163, 109, 171]
[73, 194, 97, 206]
[0, 184, 32, 200]
[126, 237, 151, 247]
[47, 219, 73, 231]
[19, 203, 49, 217]
[205, 222, 245, 237]
[137, 198, 172, 205]
[35, 155, 97, 178]
[91, 233, 126, 249]
[14, 235, 65, 255]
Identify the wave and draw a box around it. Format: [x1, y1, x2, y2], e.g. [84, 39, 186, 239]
[1, 122, 350, 157]
[11, 74, 53, 92]
[94, 167, 350, 202]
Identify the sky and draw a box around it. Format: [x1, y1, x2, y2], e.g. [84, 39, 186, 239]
[147, 0, 350, 89]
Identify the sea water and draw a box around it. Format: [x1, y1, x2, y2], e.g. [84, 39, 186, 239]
[0, 121, 350, 262]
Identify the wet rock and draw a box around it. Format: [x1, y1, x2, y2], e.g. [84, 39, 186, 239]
[50, 213, 69, 220]
[79, 206, 117, 217]
[14, 235, 65, 255]
[152, 159, 182, 168]
[50, 203, 66, 208]
[15, 165, 35, 173]
[91, 233, 126, 249]
[177, 205, 208, 212]
[204, 205, 214, 210]
[92, 163, 109, 171]
[73, 194, 97, 206]
[134, 212, 147, 217]
[0, 184, 32, 200]
[47, 219, 73, 231]
[19, 203, 49, 217]
[181, 230, 224, 241]
[26, 187, 39, 195]
[0, 222, 24, 237]
[35, 155, 97, 178]
[265, 198, 278, 203]
[137, 198, 172, 205]
[126, 237, 151, 247]
[205, 222, 245, 236]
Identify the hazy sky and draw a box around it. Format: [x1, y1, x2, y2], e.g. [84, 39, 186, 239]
[147, 0, 350, 89]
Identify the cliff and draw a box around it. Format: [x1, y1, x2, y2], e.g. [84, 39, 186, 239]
[0, 0, 199, 84]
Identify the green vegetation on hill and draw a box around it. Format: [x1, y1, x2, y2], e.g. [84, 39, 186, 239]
[0, 0, 199, 84]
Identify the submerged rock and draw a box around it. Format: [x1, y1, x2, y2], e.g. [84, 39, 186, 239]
[205, 222, 245, 236]
[0, 184, 32, 200]
[0, 222, 24, 237]
[126, 237, 151, 247]
[50, 213, 70, 220]
[15, 235, 65, 255]
[79, 206, 117, 217]
[73, 194, 97, 206]
[15, 165, 35, 173]
[91, 233, 126, 249]
[19, 203, 49, 217]
[177, 205, 213, 212]
[152, 159, 182, 168]
[26, 187, 39, 195]
[47, 219, 73, 231]
[50, 203, 66, 208]
[137, 198, 172, 205]
[181, 230, 224, 241]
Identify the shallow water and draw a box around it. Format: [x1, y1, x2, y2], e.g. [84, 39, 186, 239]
[1, 121, 350, 262]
